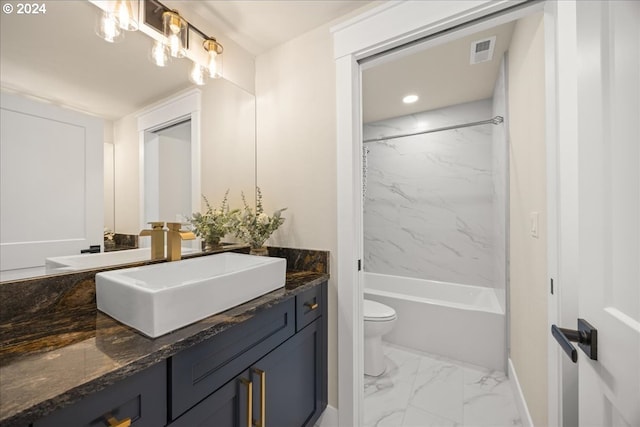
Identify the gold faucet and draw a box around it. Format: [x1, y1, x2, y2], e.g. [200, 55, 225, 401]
[140, 222, 166, 260]
[166, 222, 196, 261]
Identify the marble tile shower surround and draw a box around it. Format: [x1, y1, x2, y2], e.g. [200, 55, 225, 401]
[363, 343, 522, 427]
[363, 99, 498, 287]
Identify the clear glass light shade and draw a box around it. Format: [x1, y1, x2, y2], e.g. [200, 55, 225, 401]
[203, 39, 223, 79]
[163, 11, 187, 58]
[96, 11, 124, 43]
[189, 63, 207, 86]
[150, 40, 170, 67]
[207, 51, 221, 78]
[114, 0, 138, 31]
[167, 33, 185, 58]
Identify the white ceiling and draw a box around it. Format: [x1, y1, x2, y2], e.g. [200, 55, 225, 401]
[362, 21, 516, 123]
[162, 0, 374, 56]
[0, 0, 373, 120]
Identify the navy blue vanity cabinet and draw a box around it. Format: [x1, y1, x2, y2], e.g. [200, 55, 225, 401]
[167, 370, 253, 427]
[169, 299, 297, 420]
[168, 281, 328, 427]
[32, 361, 166, 427]
[250, 317, 325, 427]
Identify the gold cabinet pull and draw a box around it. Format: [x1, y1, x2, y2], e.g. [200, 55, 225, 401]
[304, 302, 319, 310]
[105, 414, 131, 427]
[240, 377, 253, 427]
[253, 368, 266, 427]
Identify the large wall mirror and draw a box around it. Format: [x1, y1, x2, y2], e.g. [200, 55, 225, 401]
[0, 1, 256, 281]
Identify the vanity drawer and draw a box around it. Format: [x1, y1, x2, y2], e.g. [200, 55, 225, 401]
[296, 284, 324, 332]
[33, 361, 166, 427]
[170, 299, 295, 420]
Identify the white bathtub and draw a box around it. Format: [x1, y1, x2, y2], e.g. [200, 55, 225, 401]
[364, 272, 505, 371]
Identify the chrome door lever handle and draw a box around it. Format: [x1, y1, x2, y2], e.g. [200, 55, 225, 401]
[551, 318, 598, 363]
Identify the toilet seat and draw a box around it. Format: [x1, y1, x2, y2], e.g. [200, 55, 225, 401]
[364, 299, 397, 322]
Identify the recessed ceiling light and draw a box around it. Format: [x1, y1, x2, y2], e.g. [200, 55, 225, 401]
[403, 94, 419, 104]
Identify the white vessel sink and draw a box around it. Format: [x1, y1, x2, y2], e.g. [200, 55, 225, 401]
[45, 247, 197, 271]
[95, 253, 286, 337]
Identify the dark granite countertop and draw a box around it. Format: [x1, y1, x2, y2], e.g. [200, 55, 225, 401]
[0, 247, 329, 427]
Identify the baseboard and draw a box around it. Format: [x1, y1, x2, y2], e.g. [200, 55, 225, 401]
[509, 358, 534, 427]
[316, 405, 338, 427]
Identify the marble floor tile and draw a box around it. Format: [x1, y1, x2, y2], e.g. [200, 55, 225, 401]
[403, 405, 461, 427]
[363, 380, 412, 427]
[363, 345, 422, 427]
[364, 409, 406, 427]
[364, 342, 521, 427]
[463, 366, 522, 426]
[409, 358, 464, 423]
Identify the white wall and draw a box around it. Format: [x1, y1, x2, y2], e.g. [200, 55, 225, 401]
[255, 22, 338, 407]
[113, 112, 140, 234]
[508, 13, 547, 427]
[200, 78, 256, 210]
[216, 36, 256, 95]
[112, 80, 256, 234]
[104, 121, 115, 232]
[362, 100, 496, 288]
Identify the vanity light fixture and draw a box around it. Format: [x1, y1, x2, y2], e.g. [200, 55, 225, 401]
[162, 9, 187, 58]
[143, 0, 224, 83]
[402, 94, 419, 104]
[94, 0, 225, 85]
[203, 38, 224, 79]
[95, 0, 138, 43]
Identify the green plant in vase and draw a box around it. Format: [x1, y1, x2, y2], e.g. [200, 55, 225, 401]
[232, 187, 286, 255]
[189, 190, 237, 251]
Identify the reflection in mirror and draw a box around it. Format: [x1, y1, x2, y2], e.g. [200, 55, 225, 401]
[0, 1, 256, 281]
[144, 120, 192, 225]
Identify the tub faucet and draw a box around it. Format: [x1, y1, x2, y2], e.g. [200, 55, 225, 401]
[140, 222, 166, 260]
[166, 222, 196, 261]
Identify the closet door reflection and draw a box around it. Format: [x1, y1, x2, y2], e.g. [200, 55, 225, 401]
[0, 93, 103, 272]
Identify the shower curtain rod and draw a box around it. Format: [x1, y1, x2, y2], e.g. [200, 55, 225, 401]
[363, 115, 504, 143]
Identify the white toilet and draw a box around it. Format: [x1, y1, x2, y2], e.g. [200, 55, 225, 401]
[364, 299, 397, 376]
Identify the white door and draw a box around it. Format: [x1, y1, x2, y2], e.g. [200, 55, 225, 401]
[0, 92, 104, 271]
[557, 1, 640, 426]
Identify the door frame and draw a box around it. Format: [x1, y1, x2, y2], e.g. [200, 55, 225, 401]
[136, 89, 201, 246]
[331, 1, 567, 425]
[544, 2, 580, 426]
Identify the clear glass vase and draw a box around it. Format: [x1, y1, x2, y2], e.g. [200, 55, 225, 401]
[249, 247, 269, 256]
[202, 235, 222, 252]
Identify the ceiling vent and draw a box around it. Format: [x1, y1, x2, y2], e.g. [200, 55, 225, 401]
[470, 36, 496, 64]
